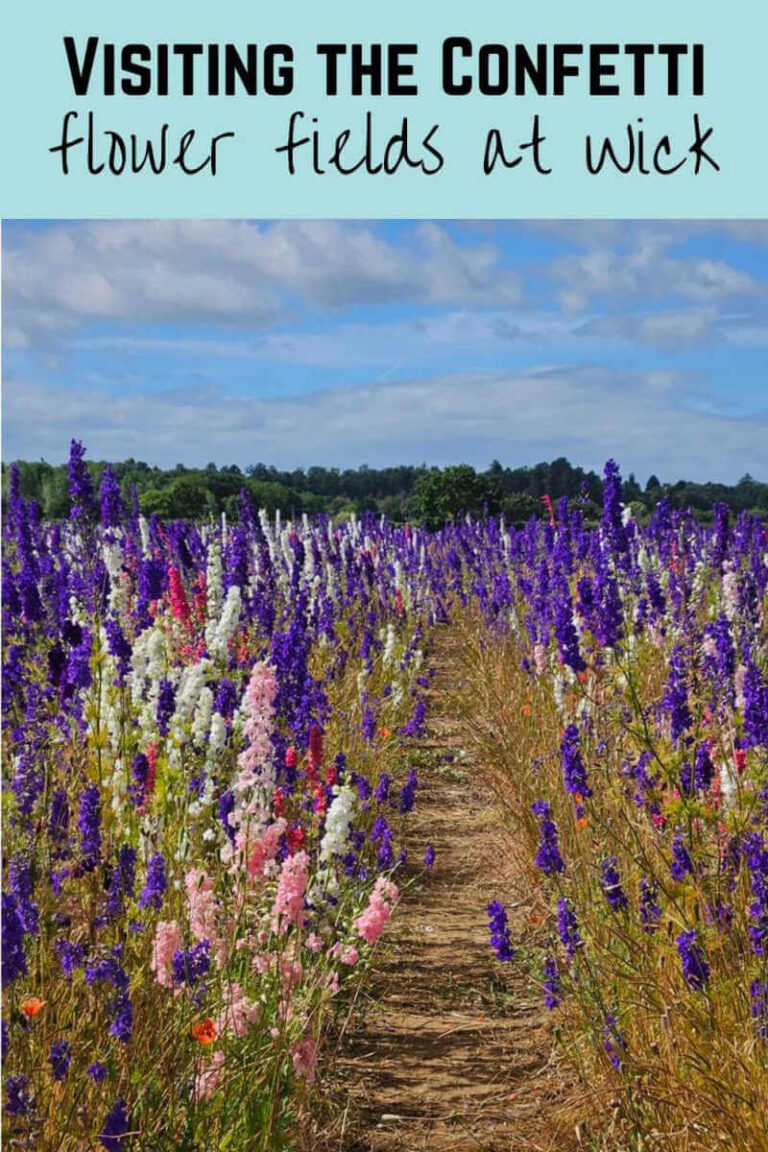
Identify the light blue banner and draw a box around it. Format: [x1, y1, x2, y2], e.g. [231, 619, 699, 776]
[1, 0, 765, 218]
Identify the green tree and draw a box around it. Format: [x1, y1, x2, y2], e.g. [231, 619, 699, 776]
[410, 465, 500, 529]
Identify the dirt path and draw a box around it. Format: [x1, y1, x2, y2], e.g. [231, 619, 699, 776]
[334, 646, 580, 1152]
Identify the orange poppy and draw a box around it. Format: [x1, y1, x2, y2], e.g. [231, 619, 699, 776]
[378, 727, 392, 741]
[521, 704, 532, 717]
[20, 997, 45, 1017]
[192, 1018, 217, 1045]
[576, 817, 588, 829]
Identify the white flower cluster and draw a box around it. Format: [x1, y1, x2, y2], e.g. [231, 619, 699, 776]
[209, 585, 242, 659]
[318, 784, 357, 866]
[204, 543, 223, 650]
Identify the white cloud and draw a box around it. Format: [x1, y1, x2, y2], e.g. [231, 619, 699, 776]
[547, 227, 764, 312]
[4, 368, 764, 484]
[2, 220, 522, 350]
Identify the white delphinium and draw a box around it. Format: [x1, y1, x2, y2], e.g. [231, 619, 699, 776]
[209, 711, 228, 753]
[102, 540, 128, 614]
[722, 564, 740, 622]
[138, 515, 151, 555]
[719, 760, 738, 809]
[146, 627, 167, 680]
[204, 543, 223, 649]
[107, 758, 129, 832]
[313, 785, 357, 898]
[192, 686, 214, 747]
[382, 623, 397, 667]
[210, 585, 242, 659]
[318, 785, 357, 866]
[171, 659, 210, 738]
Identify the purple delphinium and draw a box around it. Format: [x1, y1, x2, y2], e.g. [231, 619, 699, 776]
[9, 855, 39, 936]
[99, 466, 124, 528]
[48, 787, 70, 857]
[486, 900, 514, 962]
[214, 678, 238, 720]
[676, 929, 710, 990]
[99, 1099, 130, 1151]
[54, 938, 86, 978]
[670, 834, 694, 881]
[218, 789, 236, 844]
[102, 846, 137, 923]
[542, 956, 560, 1009]
[87, 1062, 108, 1083]
[77, 785, 102, 872]
[1, 893, 27, 986]
[743, 832, 768, 956]
[172, 940, 211, 988]
[553, 573, 586, 673]
[750, 979, 768, 1039]
[423, 844, 436, 869]
[48, 1039, 72, 1081]
[67, 439, 95, 523]
[557, 898, 582, 959]
[742, 659, 768, 749]
[602, 1012, 627, 1071]
[662, 645, 692, 745]
[561, 725, 592, 798]
[129, 753, 149, 808]
[138, 853, 167, 911]
[374, 773, 391, 804]
[104, 617, 132, 683]
[5, 1074, 30, 1116]
[398, 768, 418, 814]
[639, 877, 661, 933]
[600, 856, 628, 911]
[532, 800, 565, 875]
[85, 947, 133, 1044]
[156, 680, 175, 738]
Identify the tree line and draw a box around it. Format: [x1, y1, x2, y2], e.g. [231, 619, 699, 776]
[3, 455, 766, 528]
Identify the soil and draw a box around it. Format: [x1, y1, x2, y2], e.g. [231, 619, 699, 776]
[331, 644, 583, 1152]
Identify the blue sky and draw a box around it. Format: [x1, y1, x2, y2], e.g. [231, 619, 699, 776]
[3, 219, 767, 483]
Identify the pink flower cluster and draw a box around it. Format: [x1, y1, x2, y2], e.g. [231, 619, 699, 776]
[270, 851, 309, 936]
[235, 662, 278, 796]
[151, 920, 183, 988]
[193, 1049, 225, 1102]
[213, 982, 259, 1039]
[291, 1035, 318, 1082]
[354, 877, 399, 946]
[185, 868, 225, 961]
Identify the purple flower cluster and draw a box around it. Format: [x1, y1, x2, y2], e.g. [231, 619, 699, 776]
[532, 800, 565, 875]
[486, 900, 515, 962]
[676, 929, 710, 991]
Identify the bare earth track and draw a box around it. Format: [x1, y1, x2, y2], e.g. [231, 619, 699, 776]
[333, 642, 581, 1152]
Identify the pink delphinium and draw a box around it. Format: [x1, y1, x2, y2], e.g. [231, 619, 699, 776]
[354, 877, 399, 946]
[340, 945, 359, 967]
[271, 851, 309, 936]
[235, 662, 278, 795]
[193, 1049, 225, 1102]
[279, 955, 303, 992]
[291, 1035, 318, 1082]
[168, 566, 190, 626]
[151, 920, 183, 988]
[213, 982, 259, 1039]
[185, 868, 225, 960]
[246, 818, 287, 881]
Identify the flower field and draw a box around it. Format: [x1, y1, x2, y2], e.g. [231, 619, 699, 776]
[2, 443, 767, 1150]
